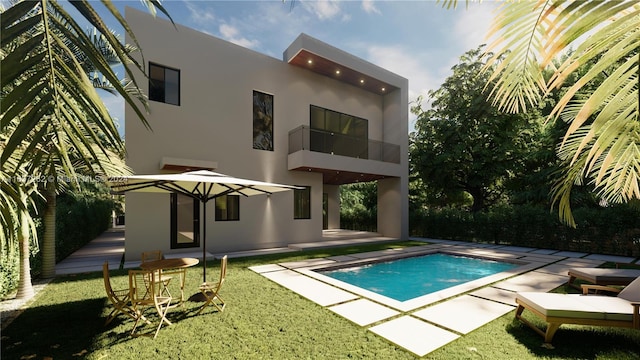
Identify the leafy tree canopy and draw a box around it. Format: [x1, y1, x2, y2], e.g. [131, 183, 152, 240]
[410, 46, 545, 212]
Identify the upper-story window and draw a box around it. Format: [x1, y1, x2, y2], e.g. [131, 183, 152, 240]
[149, 63, 180, 106]
[310, 105, 368, 158]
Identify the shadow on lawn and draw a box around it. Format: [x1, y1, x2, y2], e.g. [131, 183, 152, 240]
[1, 297, 106, 359]
[506, 319, 640, 359]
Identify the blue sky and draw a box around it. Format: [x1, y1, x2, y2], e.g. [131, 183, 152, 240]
[69, 1, 500, 133]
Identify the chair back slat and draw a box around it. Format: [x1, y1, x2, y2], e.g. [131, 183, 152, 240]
[141, 250, 163, 264]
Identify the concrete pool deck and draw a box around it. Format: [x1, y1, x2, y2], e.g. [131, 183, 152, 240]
[250, 238, 638, 357]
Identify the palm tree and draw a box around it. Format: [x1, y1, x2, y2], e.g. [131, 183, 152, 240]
[440, 0, 639, 226]
[1, 0, 171, 298]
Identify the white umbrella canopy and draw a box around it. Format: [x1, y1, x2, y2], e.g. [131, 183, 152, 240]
[110, 170, 299, 200]
[109, 170, 300, 284]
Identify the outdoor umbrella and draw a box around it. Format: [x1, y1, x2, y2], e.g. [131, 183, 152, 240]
[109, 170, 300, 283]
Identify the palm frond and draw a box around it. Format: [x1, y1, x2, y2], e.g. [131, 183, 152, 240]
[483, 0, 552, 113]
[482, 0, 640, 226]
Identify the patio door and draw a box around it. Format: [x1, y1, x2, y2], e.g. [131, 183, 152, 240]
[170, 193, 200, 249]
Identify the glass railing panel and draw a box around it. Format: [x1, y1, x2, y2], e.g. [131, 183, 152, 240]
[288, 126, 400, 164]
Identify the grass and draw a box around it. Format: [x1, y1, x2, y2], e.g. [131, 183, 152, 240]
[2, 241, 639, 359]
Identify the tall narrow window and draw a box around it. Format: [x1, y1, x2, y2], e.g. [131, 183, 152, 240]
[253, 91, 274, 151]
[170, 193, 199, 249]
[215, 195, 240, 221]
[149, 63, 180, 105]
[294, 186, 311, 219]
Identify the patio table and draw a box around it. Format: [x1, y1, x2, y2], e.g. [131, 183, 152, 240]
[140, 257, 199, 307]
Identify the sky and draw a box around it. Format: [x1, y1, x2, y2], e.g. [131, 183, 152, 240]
[69, 0, 501, 134]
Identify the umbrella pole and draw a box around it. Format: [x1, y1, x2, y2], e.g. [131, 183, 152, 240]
[189, 199, 208, 302]
[202, 199, 207, 284]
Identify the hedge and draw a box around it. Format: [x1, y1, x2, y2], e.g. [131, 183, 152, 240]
[1, 190, 114, 298]
[410, 204, 640, 257]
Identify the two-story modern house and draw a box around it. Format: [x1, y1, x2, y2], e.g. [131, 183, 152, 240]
[123, 7, 408, 260]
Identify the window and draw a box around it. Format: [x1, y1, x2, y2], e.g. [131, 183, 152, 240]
[170, 193, 199, 249]
[215, 195, 239, 221]
[253, 91, 274, 151]
[149, 63, 180, 105]
[309, 105, 368, 158]
[294, 186, 311, 219]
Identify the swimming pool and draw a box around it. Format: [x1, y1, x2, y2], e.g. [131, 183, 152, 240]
[318, 253, 518, 302]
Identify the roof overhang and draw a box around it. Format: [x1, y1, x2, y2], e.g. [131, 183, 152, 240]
[284, 34, 406, 95]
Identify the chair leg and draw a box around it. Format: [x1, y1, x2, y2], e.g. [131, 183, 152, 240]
[130, 310, 145, 337]
[152, 300, 172, 339]
[105, 304, 138, 326]
[544, 323, 561, 344]
[196, 290, 225, 315]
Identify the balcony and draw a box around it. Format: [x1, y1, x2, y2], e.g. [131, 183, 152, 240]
[288, 125, 400, 164]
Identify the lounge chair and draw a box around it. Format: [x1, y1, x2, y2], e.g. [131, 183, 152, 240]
[197, 255, 227, 315]
[515, 276, 640, 345]
[567, 267, 640, 289]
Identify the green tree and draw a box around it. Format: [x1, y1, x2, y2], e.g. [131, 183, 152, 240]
[410, 46, 544, 212]
[1, 0, 170, 298]
[340, 182, 376, 231]
[471, 0, 639, 226]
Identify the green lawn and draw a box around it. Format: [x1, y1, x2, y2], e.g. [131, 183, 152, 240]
[2, 242, 639, 359]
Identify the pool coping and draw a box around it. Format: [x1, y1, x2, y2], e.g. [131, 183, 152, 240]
[297, 247, 542, 312]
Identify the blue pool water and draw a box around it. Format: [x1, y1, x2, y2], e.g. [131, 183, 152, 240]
[319, 253, 517, 301]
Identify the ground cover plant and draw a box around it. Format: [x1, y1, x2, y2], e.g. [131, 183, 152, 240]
[2, 241, 639, 359]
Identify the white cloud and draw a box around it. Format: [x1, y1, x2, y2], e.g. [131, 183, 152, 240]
[185, 1, 216, 26]
[452, 2, 497, 51]
[303, 0, 342, 21]
[364, 45, 441, 130]
[219, 23, 260, 49]
[361, 0, 381, 15]
[365, 45, 436, 102]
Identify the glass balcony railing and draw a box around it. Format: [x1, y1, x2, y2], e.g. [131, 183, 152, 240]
[288, 125, 400, 164]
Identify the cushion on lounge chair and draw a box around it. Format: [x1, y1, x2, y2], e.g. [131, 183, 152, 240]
[569, 268, 640, 285]
[571, 296, 636, 322]
[515, 276, 640, 344]
[515, 292, 605, 320]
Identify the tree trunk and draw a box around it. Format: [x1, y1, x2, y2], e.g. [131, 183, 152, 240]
[468, 187, 485, 212]
[41, 185, 56, 278]
[16, 197, 34, 299]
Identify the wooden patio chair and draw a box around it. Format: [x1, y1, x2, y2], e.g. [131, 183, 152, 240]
[515, 276, 640, 346]
[141, 250, 163, 263]
[141, 250, 173, 296]
[129, 269, 173, 338]
[102, 261, 137, 326]
[197, 255, 227, 315]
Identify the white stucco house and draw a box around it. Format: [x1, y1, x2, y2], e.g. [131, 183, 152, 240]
[122, 7, 408, 260]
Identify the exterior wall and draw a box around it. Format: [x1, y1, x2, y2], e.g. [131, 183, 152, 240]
[324, 185, 340, 229]
[382, 85, 410, 239]
[123, 8, 408, 260]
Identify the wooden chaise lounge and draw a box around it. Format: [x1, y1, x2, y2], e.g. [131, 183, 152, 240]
[567, 267, 640, 289]
[515, 276, 640, 345]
